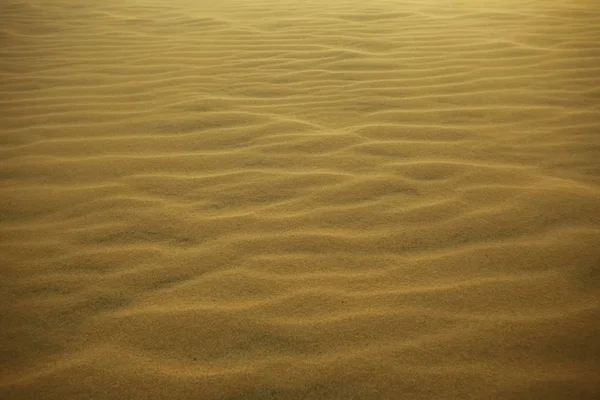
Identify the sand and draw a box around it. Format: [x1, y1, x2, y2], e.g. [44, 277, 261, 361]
[1, 0, 600, 398]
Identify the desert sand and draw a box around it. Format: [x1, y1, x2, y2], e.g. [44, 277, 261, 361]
[1, 0, 600, 398]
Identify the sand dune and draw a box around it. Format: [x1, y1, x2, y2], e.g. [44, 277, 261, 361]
[1, 0, 600, 399]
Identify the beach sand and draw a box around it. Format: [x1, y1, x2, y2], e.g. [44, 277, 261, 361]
[1, 0, 599, 398]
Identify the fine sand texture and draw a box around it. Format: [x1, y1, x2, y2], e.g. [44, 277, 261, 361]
[1, 0, 600, 399]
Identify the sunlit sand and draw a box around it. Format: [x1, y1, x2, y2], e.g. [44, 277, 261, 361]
[1, 0, 599, 398]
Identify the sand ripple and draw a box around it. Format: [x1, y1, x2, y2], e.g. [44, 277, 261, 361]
[1, 0, 600, 399]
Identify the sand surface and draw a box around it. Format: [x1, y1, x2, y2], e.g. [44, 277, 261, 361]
[1, 0, 600, 398]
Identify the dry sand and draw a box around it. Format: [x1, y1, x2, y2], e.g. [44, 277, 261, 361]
[1, 0, 600, 398]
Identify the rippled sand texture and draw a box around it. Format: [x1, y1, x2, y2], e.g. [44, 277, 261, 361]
[2, 0, 600, 398]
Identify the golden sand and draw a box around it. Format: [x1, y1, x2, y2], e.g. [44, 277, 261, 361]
[1, 0, 599, 398]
